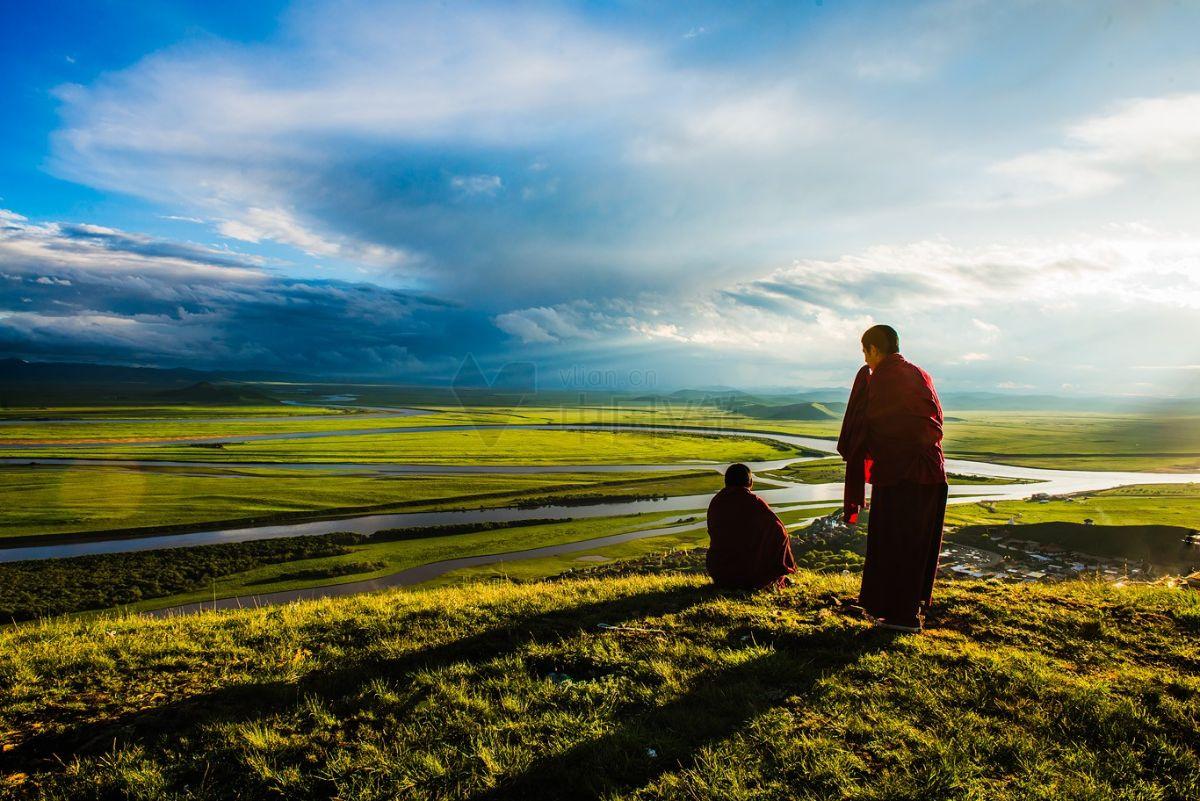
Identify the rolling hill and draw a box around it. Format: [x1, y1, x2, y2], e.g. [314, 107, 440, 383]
[2, 559, 1196, 799]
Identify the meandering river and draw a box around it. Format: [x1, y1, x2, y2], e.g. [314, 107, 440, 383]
[3, 422, 1198, 564]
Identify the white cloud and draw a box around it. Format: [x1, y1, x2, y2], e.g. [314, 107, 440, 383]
[49, 5, 664, 170]
[626, 87, 825, 164]
[854, 57, 928, 82]
[0, 309, 216, 354]
[493, 305, 593, 344]
[217, 207, 413, 268]
[450, 174, 503, 197]
[490, 227, 1200, 392]
[0, 208, 461, 373]
[991, 93, 1200, 201]
[45, 1, 836, 289]
[971, 318, 1000, 340]
[0, 209, 266, 282]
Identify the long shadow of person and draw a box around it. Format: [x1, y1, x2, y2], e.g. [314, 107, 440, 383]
[8, 582, 716, 778]
[469, 623, 902, 801]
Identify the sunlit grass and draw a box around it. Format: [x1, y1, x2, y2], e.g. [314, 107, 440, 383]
[1, 427, 803, 465]
[3, 569, 1197, 798]
[0, 466, 720, 539]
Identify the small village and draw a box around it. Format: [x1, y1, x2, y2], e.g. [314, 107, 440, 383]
[800, 508, 1199, 587]
[935, 539, 1154, 585]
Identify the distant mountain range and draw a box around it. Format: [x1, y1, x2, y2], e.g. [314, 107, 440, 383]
[627, 389, 843, 420]
[622, 385, 1193, 414]
[0, 359, 305, 405]
[2, 358, 1193, 412]
[0, 358, 310, 385]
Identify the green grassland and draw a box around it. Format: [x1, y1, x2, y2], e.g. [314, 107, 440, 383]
[552, 408, 1200, 472]
[3, 569, 1197, 799]
[0, 404, 353, 420]
[0, 410, 447, 444]
[424, 407, 1200, 472]
[0, 427, 804, 465]
[0, 465, 721, 540]
[0, 402, 350, 422]
[944, 483, 1200, 530]
[8, 402, 1200, 472]
[0, 531, 367, 620]
[0, 404, 755, 444]
[100, 512, 699, 615]
[0, 516, 693, 620]
[944, 483, 1200, 572]
[938, 411, 1200, 472]
[761, 457, 1033, 485]
[430, 526, 711, 586]
[483, 406, 1200, 472]
[432, 506, 843, 587]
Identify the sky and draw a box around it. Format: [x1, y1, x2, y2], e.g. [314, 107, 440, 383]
[2, 0, 1199, 396]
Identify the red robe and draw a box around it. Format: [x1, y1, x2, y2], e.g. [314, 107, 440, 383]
[862, 353, 946, 487]
[706, 487, 796, 590]
[836, 365, 873, 525]
[838, 352, 948, 626]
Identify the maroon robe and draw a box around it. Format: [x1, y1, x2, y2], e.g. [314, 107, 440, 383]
[836, 365, 873, 525]
[706, 486, 796, 590]
[838, 352, 948, 626]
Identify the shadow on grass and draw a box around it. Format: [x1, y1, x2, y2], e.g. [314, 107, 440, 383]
[7, 584, 714, 775]
[471, 625, 900, 801]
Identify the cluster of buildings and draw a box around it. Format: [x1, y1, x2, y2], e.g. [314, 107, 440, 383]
[936, 539, 1153, 584]
[796, 512, 1172, 585]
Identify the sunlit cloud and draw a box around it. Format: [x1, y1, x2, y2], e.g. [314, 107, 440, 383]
[0, 210, 479, 374]
[991, 94, 1200, 202]
[2, 0, 1198, 394]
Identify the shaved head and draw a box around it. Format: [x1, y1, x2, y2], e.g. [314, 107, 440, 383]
[725, 463, 753, 488]
[861, 324, 900, 355]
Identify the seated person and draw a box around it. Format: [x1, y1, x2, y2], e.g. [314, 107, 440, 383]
[706, 463, 796, 590]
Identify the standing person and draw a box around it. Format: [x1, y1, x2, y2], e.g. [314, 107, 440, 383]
[705, 463, 796, 590]
[837, 325, 948, 633]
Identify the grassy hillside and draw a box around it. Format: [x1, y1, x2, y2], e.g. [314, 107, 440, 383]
[2, 566, 1197, 799]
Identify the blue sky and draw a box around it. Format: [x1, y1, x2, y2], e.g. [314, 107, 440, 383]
[2, 0, 1200, 395]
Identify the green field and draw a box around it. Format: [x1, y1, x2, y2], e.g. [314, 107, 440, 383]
[944, 483, 1200, 572]
[532, 407, 1200, 472]
[4, 399, 1199, 628]
[0, 404, 762, 444]
[0, 427, 805, 465]
[105, 511, 701, 614]
[7, 403, 1199, 472]
[944, 483, 1200, 530]
[0, 408, 484, 444]
[431, 505, 843, 588]
[761, 456, 1033, 485]
[0, 465, 721, 540]
[3, 568, 1197, 798]
[430, 526, 710, 586]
